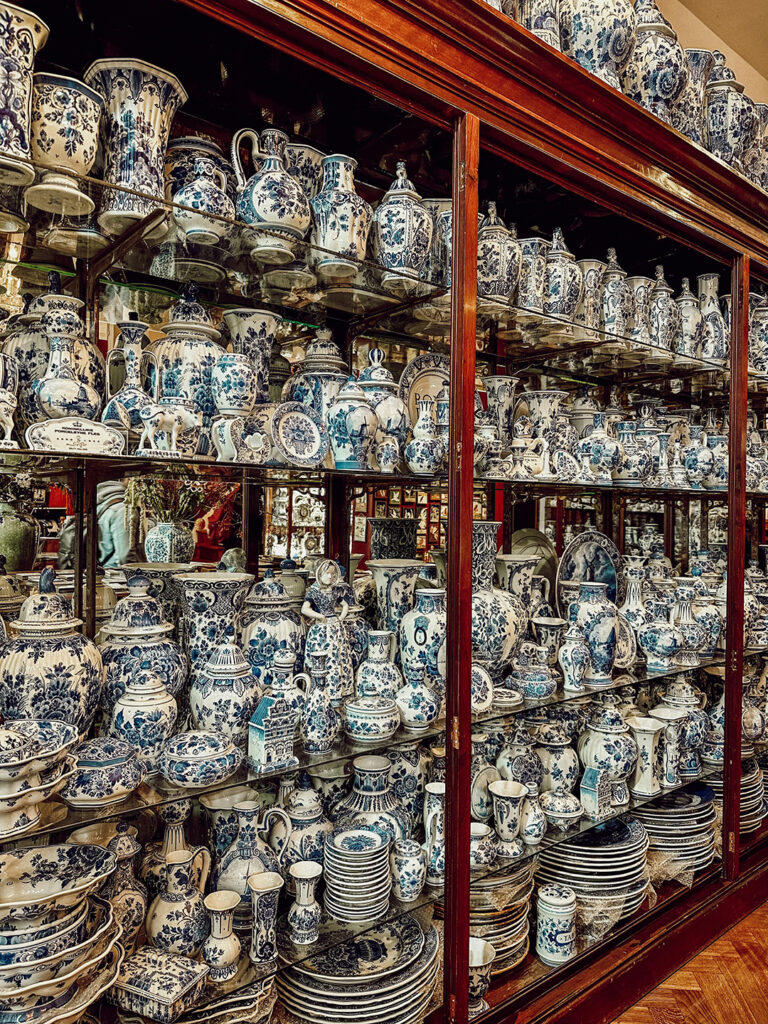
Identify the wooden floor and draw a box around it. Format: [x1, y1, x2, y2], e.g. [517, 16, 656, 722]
[613, 902, 768, 1024]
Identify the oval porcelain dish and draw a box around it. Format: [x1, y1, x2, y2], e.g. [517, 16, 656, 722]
[159, 731, 243, 789]
[0, 844, 116, 926]
[61, 737, 145, 808]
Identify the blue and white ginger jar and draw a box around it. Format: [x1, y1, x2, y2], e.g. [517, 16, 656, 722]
[240, 570, 306, 685]
[559, 0, 637, 90]
[372, 161, 433, 293]
[621, 0, 687, 124]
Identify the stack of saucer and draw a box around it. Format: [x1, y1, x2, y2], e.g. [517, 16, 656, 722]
[323, 825, 392, 923]
[709, 759, 767, 834]
[634, 782, 717, 873]
[469, 859, 535, 974]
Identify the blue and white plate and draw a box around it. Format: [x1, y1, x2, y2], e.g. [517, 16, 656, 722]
[271, 401, 328, 468]
[556, 528, 626, 607]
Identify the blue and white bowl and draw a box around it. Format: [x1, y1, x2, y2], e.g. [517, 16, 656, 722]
[61, 738, 145, 808]
[0, 844, 116, 926]
[159, 731, 243, 789]
[342, 696, 399, 744]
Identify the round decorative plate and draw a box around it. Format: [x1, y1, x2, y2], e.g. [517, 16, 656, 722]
[556, 529, 626, 608]
[397, 352, 482, 426]
[281, 914, 425, 982]
[271, 402, 329, 468]
[507, 527, 558, 594]
[613, 612, 637, 669]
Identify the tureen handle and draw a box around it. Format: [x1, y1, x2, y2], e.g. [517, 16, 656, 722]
[230, 128, 263, 191]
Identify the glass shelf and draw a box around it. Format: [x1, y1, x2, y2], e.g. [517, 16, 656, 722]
[475, 476, 733, 502]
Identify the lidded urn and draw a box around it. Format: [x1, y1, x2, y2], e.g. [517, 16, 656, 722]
[649, 265, 681, 352]
[705, 51, 758, 173]
[372, 161, 433, 295]
[544, 227, 583, 321]
[621, 0, 687, 124]
[476, 202, 523, 312]
[559, 0, 637, 91]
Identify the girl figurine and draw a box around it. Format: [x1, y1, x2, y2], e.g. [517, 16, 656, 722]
[301, 559, 354, 705]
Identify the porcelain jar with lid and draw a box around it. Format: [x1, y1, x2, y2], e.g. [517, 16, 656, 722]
[0, 568, 104, 736]
[672, 49, 715, 144]
[333, 754, 412, 839]
[534, 723, 579, 793]
[705, 50, 758, 173]
[559, 0, 637, 90]
[311, 154, 372, 277]
[536, 884, 577, 964]
[231, 127, 311, 264]
[476, 203, 523, 310]
[189, 630, 260, 749]
[372, 161, 433, 293]
[282, 328, 348, 425]
[577, 704, 638, 806]
[544, 227, 583, 320]
[240, 570, 306, 685]
[110, 668, 178, 773]
[558, 610, 590, 693]
[600, 248, 634, 338]
[357, 347, 410, 449]
[212, 798, 291, 931]
[266, 772, 332, 891]
[649, 265, 681, 353]
[61, 736, 145, 808]
[327, 375, 379, 470]
[675, 278, 704, 360]
[621, 0, 687, 123]
[496, 725, 544, 793]
[509, 644, 558, 701]
[702, 433, 728, 489]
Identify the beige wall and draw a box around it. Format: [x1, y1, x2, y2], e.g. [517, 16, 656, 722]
[658, 0, 768, 103]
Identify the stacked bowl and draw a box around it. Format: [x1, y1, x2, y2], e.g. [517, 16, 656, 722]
[0, 720, 77, 840]
[276, 916, 439, 1024]
[538, 818, 650, 924]
[634, 782, 717, 872]
[0, 842, 122, 1024]
[323, 825, 392, 923]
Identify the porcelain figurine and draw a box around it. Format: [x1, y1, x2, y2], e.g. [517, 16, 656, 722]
[544, 227, 583, 320]
[213, 799, 291, 931]
[423, 780, 446, 884]
[110, 668, 178, 773]
[405, 395, 445, 474]
[287, 861, 322, 945]
[0, 3, 49, 186]
[477, 204, 523, 310]
[189, 631, 260, 749]
[241, 572, 306, 687]
[147, 849, 210, 956]
[311, 153, 372, 277]
[672, 49, 715, 143]
[372, 161, 433, 293]
[0, 568, 104, 735]
[536, 884, 577, 965]
[173, 157, 235, 245]
[202, 890, 241, 981]
[698, 273, 728, 362]
[705, 51, 758, 174]
[231, 127, 311, 263]
[175, 569, 254, 685]
[559, 0, 637, 89]
[27, 72, 102, 215]
[578, 704, 638, 806]
[139, 799, 211, 901]
[104, 822, 148, 955]
[622, 0, 687, 123]
[85, 58, 186, 239]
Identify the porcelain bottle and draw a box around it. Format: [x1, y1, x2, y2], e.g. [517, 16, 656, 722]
[300, 653, 341, 753]
[600, 248, 633, 338]
[520, 791, 546, 845]
[675, 278, 705, 360]
[558, 608, 590, 692]
[356, 630, 403, 698]
[649, 265, 681, 352]
[405, 395, 445, 474]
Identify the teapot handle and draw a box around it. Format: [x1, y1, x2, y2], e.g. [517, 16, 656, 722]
[190, 845, 211, 893]
[293, 671, 312, 695]
[260, 806, 293, 866]
[231, 129, 262, 191]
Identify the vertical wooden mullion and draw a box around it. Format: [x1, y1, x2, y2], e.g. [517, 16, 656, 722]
[724, 253, 748, 880]
[444, 110, 479, 1024]
[84, 473, 98, 640]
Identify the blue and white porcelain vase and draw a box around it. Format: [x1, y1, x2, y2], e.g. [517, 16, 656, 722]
[175, 570, 254, 685]
[395, 663, 440, 733]
[471, 520, 524, 679]
[104, 822, 148, 956]
[102, 315, 157, 437]
[672, 48, 715, 143]
[372, 161, 433, 294]
[100, 621, 186, 728]
[356, 630, 403, 698]
[649, 265, 681, 352]
[613, 420, 652, 485]
[0, 567, 103, 735]
[702, 432, 728, 489]
[675, 278, 704, 360]
[287, 861, 322, 944]
[484, 375, 519, 448]
[637, 600, 683, 668]
[145, 521, 195, 563]
[283, 328, 347, 425]
[559, 0, 637, 90]
[202, 890, 241, 981]
[366, 558, 425, 639]
[85, 58, 187, 240]
[575, 581, 618, 685]
[268, 775, 331, 886]
[390, 838, 427, 902]
[577, 704, 638, 806]
[358, 347, 411, 451]
[27, 72, 102, 215]
[477, 203, 523, 310]
[147, 849, 209, 956]
[368, 516, 418, 560]
[35, 293, 101, 420]
[189, 632, 260, 749]
[300, 653, 341, 753]
[517, 237, 551, 313]
[212, 351, 258, 417]
[111, 668, 177, 773]
[600, 248, 634, 338]
[405, 396, 444, 475]
[515, 0, 560, 48]
[544, 227, 583, 320]
[327, 375, 379, 470]
[577, 411, 622, 484]
[424, 780, 446, 883]
[232, 127, 311, 264]
[698, 273, 728, 362]
[173, 157, 235, 246]
[520, 791, 546, 844]
[165, 134, 235, 202]
[335, 754, 412, 839]
[704, 51, 757, 174]
[0, 3, 49, 186]
[399, 587, 447, 698]
[223, 307, 281, 407]
[388, 740, 429, 823]
[683, 425, 715, 488]
[311, 154, 373, 278]
[558, 609, 590, 692]
[621, 0, 687, 123]
[240, 571, 305, 685]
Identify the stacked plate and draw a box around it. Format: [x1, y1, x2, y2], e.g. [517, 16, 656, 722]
[634, 782, 717, 873]
[276, 916, 438, 1024]
[709, 759, 767, 834]
[469, 859, 535, 974]
[538, 818, 650, 922]
[323, 825, 392, 923]
[0, 720, 77, 839]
